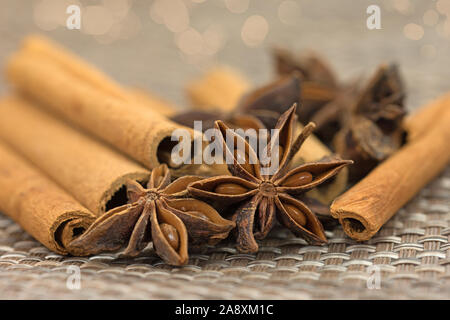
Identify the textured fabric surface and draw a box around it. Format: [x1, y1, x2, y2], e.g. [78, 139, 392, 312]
[0, 166, 449, 299]
[0, 0, 449, 299]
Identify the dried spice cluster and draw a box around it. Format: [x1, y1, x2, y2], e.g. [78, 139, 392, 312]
[69, 165, 235, 265]
[189, 106, 352, 252]
[65, 105, 351, 265]
[272, 49, 408, 181]
[1, 35, 415, 267]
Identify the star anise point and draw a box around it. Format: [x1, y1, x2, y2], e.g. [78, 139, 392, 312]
[188, 106, 352, 252]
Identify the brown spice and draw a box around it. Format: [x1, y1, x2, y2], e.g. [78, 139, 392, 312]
[334, 64, 407, 181]
[273, 47, 339, 128]
[69, 164, 235, 265]
[188, 105, 352, 253]
[331, 94, 450, 241]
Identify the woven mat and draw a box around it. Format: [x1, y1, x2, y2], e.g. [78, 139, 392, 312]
[1, 166, 449, 299]
[1, 0, 450, 299]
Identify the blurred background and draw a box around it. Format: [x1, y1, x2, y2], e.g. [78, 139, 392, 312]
[1, 0, 450, 110]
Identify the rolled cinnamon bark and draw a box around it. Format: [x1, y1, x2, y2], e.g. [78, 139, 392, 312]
[185, 66, 348, 204]
[186, 66, 251, 112]
[6, 36, 195, 174]
[0, 96, 150, 216]
[21, 35, 128, 101]
[331, 94, 450, 241]
[127, 87, 178, 117]
[404, 93, 450, 142]
[0, 141, 95, 255]
[23, 35, 180, 116]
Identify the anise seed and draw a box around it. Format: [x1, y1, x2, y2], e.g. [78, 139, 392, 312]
[283, 171, 313, 187]
[186, 210, 210, 221]
[160, 223, 180, 251]
[214, 183, 248, 195]
[284, 204, 307, 226]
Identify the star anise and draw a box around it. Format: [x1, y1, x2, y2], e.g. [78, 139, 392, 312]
[235, 73, 302, 130]
[273, 47, 339, 126]
[68, 164, 235, 265]
[170, 73, 302, 135]
[334, 64, 407, 181]
[170, 109, 266, 133]
[188, 105, 352, 253]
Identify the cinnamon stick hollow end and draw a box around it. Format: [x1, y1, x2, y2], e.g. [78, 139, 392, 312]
[330, 200, 381, 241]
[331, 97, 450, 241]
[0, 141, 96, 255]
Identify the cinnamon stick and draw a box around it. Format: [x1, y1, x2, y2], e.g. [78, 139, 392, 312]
[127, 87, 178, 117]
[0, 96, 150, 216]
[23, 35, 179, 117]
[0, 141, 95, 255]
[6, 35, 197, 175]
[331, 94, 450, 241]
[403, 93, 450, 142]
[21, 35, 128, 101]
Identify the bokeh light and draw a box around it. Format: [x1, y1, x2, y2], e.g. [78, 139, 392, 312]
[393, 0, 414, 15]
[241, 15, 269, 47]
[203, 24, 226, 55]
[82, 5, 114, 36]
[403, 23, 424, 40]
[423, 9, 439, 27]
[436, 0, 450, 16]
[224, 0, 249, 14]
[150, 0, 190, 33]
[176, 28, 204, 55]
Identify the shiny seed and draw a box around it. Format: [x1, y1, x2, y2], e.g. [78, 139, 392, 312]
[284, 204, 307, 226]
[160, 223, 179, 251]
[283, 171, 313, 187]
[186, 210, 209, 221]
[234, 149, 255, 175]
[215, 183, 248, 195]
[178, 206, 209, 220]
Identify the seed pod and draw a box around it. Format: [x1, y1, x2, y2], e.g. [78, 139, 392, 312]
[215, 183, 248, 195]
[160, 223, 180, 251]
[270, 145, 284, 168]
[234, 149, 255, 175]
[283, 172, 313, 187]
[284, 204, 307, 226]
[277, 145, 284, 159]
